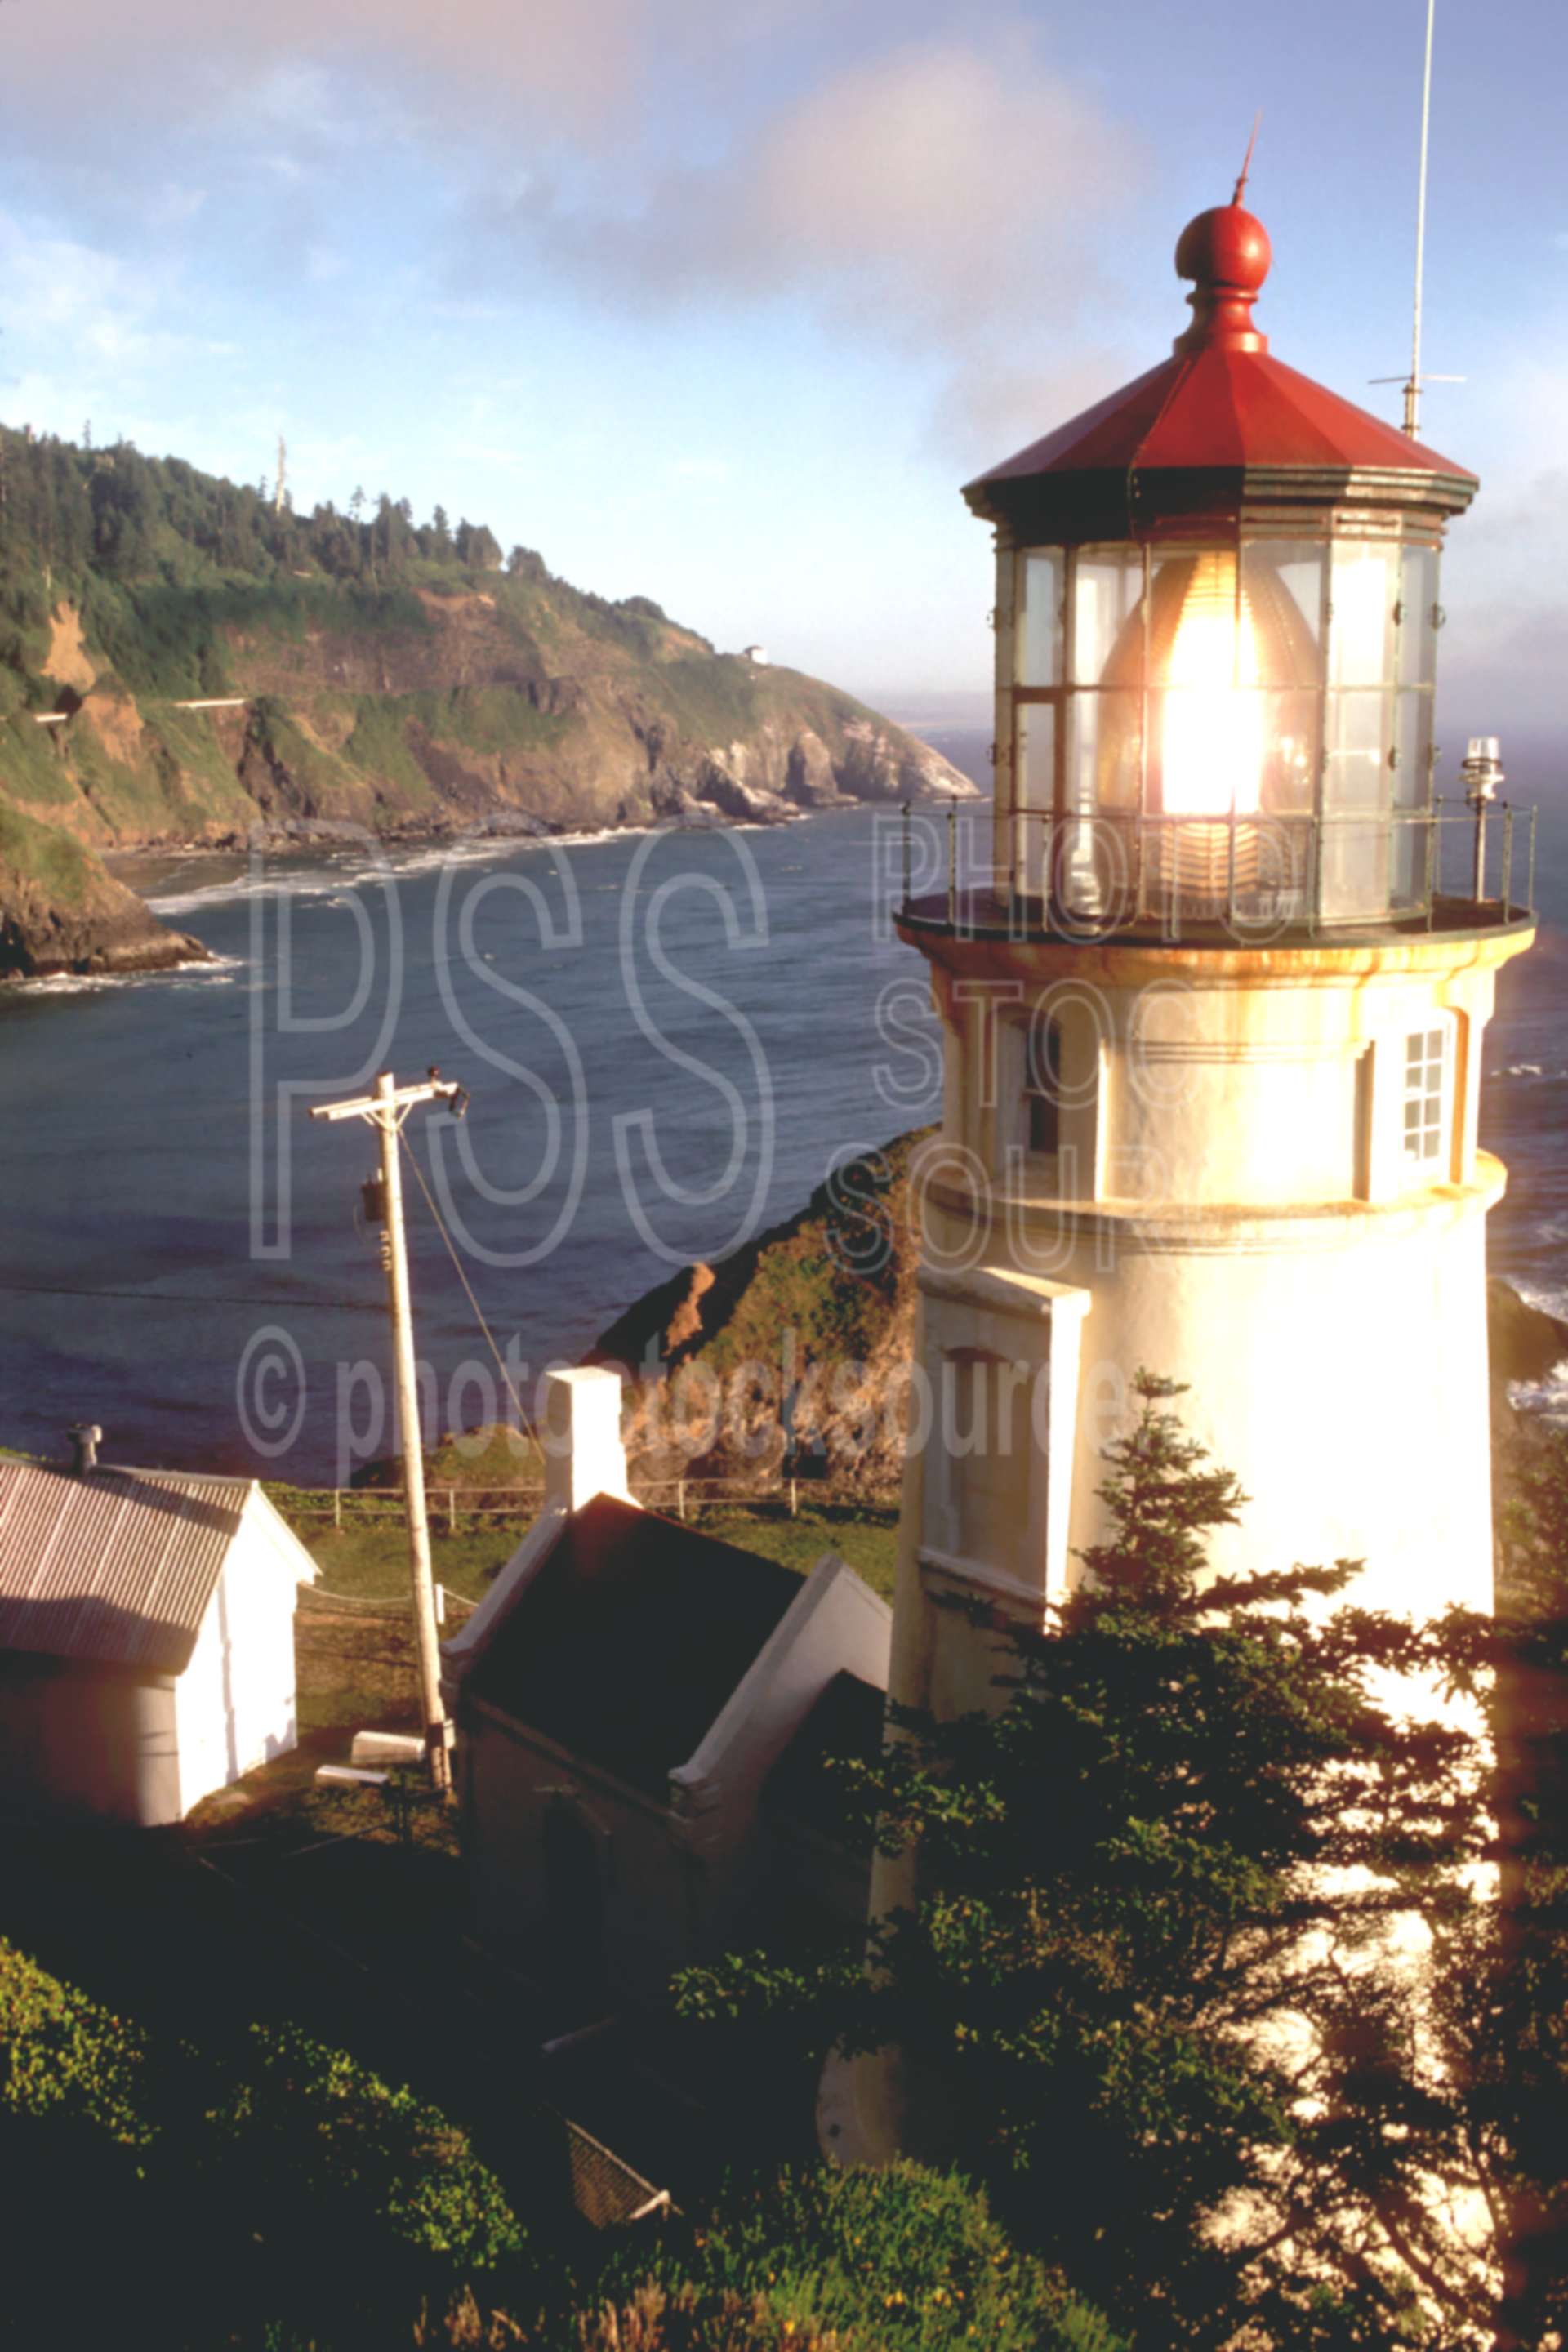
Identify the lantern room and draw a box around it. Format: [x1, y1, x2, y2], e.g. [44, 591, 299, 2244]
[960, 197, 1510, 936]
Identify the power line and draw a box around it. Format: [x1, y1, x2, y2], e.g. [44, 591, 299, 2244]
[399, 1130, 538, 1441]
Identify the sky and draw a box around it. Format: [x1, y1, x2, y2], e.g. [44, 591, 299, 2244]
[0, 0, 1565, 747]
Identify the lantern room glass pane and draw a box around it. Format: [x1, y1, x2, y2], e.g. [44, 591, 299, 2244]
[1017, 551, 1063, 687]
[1397, 545, 1440, 688]
[1325, 689, 1388, 808]
[1392, 690, 1432, 809]
[1012, 702, 1056, 897]
[1071, 550, 1143, 683]
[1329, 542, 1398, 687]
[1015, 701, 1056, 808]
[1069, 690, 1141, 814]
[1240, 541, 1326, 685]
[1321, 689, 1392, 921]
[1388, 691, 1432, 910]
[1260, 688, 1319, 816]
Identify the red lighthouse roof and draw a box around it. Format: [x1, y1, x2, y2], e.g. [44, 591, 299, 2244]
[964, 199, 1477, 538]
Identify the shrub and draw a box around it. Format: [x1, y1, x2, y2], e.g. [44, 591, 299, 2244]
[600, 2162, 1117, 2352]
[0, 1936, 154, 2147]
[212, 2021, 526, 2270]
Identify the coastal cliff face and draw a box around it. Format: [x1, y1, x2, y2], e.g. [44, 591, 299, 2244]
[0, 431, 973, 977]
[590, 1131, 927, 1489]
[0, 800, 207, 978]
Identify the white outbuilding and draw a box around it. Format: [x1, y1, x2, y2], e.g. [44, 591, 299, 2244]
[0, 1446, 318, 1826]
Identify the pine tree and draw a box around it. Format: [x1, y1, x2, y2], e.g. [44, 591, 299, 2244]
[689, 1378, 1509, 2348]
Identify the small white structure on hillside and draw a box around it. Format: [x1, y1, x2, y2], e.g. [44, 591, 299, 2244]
[742, 644, 769, 666]
[0, 1442, 318, 1826]
[443, 1369, 890, 2012]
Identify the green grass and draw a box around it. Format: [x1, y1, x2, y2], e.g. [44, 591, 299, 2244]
[302, 1520, 519, 1605]
[0, 799, 99, 907]
[0, 714, 80, 808]
[270, 1484, 898, 1614]
[686, 1501, 900, 1600]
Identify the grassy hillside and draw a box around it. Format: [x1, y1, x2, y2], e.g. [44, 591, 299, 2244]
[592, 1129, 929, 1491]
[0, 427, 973, 976]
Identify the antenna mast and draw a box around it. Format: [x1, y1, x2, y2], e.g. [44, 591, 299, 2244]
[1405, 0, 1437, 438]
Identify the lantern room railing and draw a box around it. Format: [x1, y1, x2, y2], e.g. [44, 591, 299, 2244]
[896, 797, 1538, 945]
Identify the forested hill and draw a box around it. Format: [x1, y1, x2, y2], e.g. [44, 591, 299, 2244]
[0, 425, 973, 977]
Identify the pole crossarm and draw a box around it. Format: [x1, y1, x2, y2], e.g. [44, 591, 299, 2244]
[310, 1076, 464, 1126]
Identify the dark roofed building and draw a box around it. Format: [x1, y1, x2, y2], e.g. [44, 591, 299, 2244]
[463, 1494, 803, 1797]
[442, 1368, 891, 2015]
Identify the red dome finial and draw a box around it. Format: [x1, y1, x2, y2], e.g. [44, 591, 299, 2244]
[1174, 132, 1271, 358]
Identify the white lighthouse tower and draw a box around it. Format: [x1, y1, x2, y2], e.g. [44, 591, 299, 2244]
[876, 194, 1536, 1772]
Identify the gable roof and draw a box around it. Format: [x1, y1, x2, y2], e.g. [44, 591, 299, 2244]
[461, 1493, 804, 1797]
[0, 1462, 289, 1675]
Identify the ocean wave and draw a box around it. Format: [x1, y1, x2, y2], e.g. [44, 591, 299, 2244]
[1509, 1370, 1568, 1425]
[0, 970, 122, 997]
[142, 828, 636, 913]
[0, 950, 246, 1000]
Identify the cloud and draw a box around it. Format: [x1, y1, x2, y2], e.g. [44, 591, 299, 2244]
[465, 29, 1143, 462]
[500, 34, 1137, 338]
[0, 0, 673, 150]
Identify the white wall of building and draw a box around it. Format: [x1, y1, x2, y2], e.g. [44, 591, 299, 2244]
[172, 1509, 310, 1817]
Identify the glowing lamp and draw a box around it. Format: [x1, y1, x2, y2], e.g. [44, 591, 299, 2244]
[964, 193, 1481, 930]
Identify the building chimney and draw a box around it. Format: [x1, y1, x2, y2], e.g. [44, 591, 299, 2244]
[68, 1423, 103, 1477]
[542, 1369, 630, 1515]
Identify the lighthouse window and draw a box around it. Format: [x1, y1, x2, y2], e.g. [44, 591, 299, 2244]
[1024, 1018, 1063, 1156]
[1402, 1027, 1449, 1168]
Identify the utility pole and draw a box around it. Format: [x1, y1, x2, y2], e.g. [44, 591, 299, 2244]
[310, 1069, 466, 1792]
[275, 433, 287, 517]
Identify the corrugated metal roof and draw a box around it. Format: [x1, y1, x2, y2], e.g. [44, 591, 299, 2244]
[0, 1462, 254, 1674]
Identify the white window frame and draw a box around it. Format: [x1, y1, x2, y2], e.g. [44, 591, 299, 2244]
[1401, 1018, 1451, 1174]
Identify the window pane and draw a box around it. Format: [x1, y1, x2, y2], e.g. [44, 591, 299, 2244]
[1329, 542, 1397, 687]
[1260, 688, 1319, 816]
[1324, 690, 1389, 810]
[1401, 1022, 1448, 1170]
[1012, 702, 1055, 898]
[1072, 549, 1143, 684]
[1069, 691, 1141, 813]
[1015, 700, 1057, 810]
[1392, 690, 1432, 809]
[1398, 545, 1439, 688]
[1017, 550, 1063, 688]
[1025, 1018, 1062, 1156]
[1241, 540, 1326, 686]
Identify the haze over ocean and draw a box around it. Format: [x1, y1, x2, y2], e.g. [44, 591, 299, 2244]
[2, 727, 1564, 1482]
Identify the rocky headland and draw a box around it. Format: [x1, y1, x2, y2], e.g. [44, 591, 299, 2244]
[0, 429, 974, 978]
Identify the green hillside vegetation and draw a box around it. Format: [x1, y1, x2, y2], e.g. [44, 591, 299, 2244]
[0, 425, 967, 975]
[0, 1934, 1111, 2349]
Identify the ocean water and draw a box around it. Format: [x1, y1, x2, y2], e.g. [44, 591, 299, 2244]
[1, 725, 1564, 1480]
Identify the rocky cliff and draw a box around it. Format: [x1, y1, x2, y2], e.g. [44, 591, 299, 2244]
[0, 798, 207, 977]
[590, 1131, 928, 1490]
[0, 430, 974, 977]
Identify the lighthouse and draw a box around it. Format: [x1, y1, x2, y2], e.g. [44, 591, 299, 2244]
[879, 191, 1536, 1739]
